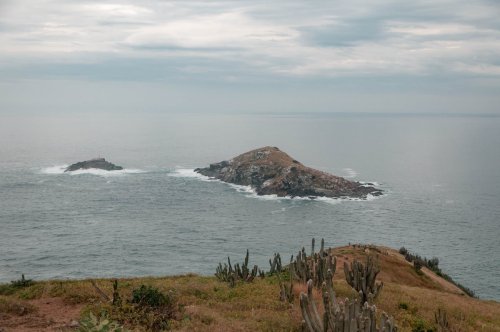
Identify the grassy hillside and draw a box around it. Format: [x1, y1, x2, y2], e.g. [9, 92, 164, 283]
[1, 245, 499, 331]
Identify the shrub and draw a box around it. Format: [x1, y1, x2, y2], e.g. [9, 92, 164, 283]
[131, 285, 172, 308]
[414, 260, 423, 275]
[126, 285, 177, 330]
[11, 274, 34, 288]
[0, 275, 38, 298]
[79, 312, 123, 332]
[412, 318, 435, 332]
[399, 302, 409, 310]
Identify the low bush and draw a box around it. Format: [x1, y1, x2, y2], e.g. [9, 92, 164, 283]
[101, 284, 179, 331]
[0, 275, 37, 297]
[131, 285, 172, 308]
[399, 302, 409, 310]
[412, 318, 435, 332]
[400, 248, 476, 297]
[414, 260, 423, 275]
[11, 274, 34, 288]
[79, 312, 124, 332]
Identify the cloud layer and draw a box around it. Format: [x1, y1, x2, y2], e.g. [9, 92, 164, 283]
[1, 0, 500, 114]
[1, 0, 499, 79]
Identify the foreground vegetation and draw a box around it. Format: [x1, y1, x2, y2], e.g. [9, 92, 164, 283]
[1, 244, 500, 331]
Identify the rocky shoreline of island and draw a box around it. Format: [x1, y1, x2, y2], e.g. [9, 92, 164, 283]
[195, 146, 382, 199]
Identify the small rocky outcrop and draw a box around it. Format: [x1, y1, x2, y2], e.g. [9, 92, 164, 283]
[195, 147, 382, 199]
[65, 158, 123, 172]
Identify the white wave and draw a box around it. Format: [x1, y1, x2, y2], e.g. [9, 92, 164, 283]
[40, 165, 145, 177]
[170, 168, 383, 203]
[168, 168, 213, 181]
[342, 168, 358, 178]
[359, 181, 381, 187]
[316, 193, 381, 204]
[41, 165, 68, 174]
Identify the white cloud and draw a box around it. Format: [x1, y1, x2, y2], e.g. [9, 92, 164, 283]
[125, 12, 299, 49]
[79, 4, 153, 17]
[386, 23, 486, 36]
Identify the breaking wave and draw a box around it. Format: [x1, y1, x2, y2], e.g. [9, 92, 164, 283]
[168, 168, 212, 181]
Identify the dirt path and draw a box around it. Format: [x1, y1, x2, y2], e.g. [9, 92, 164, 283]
[0, 297, 82, 332]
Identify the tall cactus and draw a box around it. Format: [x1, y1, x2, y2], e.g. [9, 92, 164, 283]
[344, 255, 383, 304]
[435, 309, 449, 332]
[278, 255, 295, 303]
[112, 279, 121, 306]
[269, 252, 283, 275]
[300, 277, 397, 332]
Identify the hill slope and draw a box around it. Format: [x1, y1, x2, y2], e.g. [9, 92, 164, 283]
[1, 245, 499, 331]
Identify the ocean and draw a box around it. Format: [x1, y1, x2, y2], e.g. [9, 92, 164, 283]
[0, 112, 499, 300]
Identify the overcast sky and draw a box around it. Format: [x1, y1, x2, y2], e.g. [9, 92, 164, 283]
[1, 0, 499, 114]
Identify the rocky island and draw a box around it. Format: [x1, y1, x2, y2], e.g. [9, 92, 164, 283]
[195, 146, 382, 199]
[65, 158, 123, 172]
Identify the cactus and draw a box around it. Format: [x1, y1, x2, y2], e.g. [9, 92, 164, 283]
[112, 279, 121, 306]
[269, 252, 283, 275]
[292, 238, 336, 288]
[278, 256, 295, 303]
[293, 246, 311, 282]
[300, 277, 397, 332]
[435, 308, 449, 332]
[278, 273, 294, 303]
[215, 250, 259, 286]
[344, 255, 383, 304]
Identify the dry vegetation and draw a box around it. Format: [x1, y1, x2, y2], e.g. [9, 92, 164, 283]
[1, 245, 499, 331]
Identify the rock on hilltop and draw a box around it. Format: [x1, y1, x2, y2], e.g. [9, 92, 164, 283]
[65, 158, 123, 172]
[195, 146, 382, 199]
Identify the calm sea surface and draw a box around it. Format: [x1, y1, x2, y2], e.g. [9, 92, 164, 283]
[0, 113, 499, 300]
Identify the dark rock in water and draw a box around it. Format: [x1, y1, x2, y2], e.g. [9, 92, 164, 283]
[65, 158, 123, 172]
[195, 146, 382, 199]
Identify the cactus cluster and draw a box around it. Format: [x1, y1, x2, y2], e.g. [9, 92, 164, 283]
[292, 238, 337, 288]
[344, 256, 383, 304]
[215, 249, 259, 286]
[300, 278, 397, 332]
